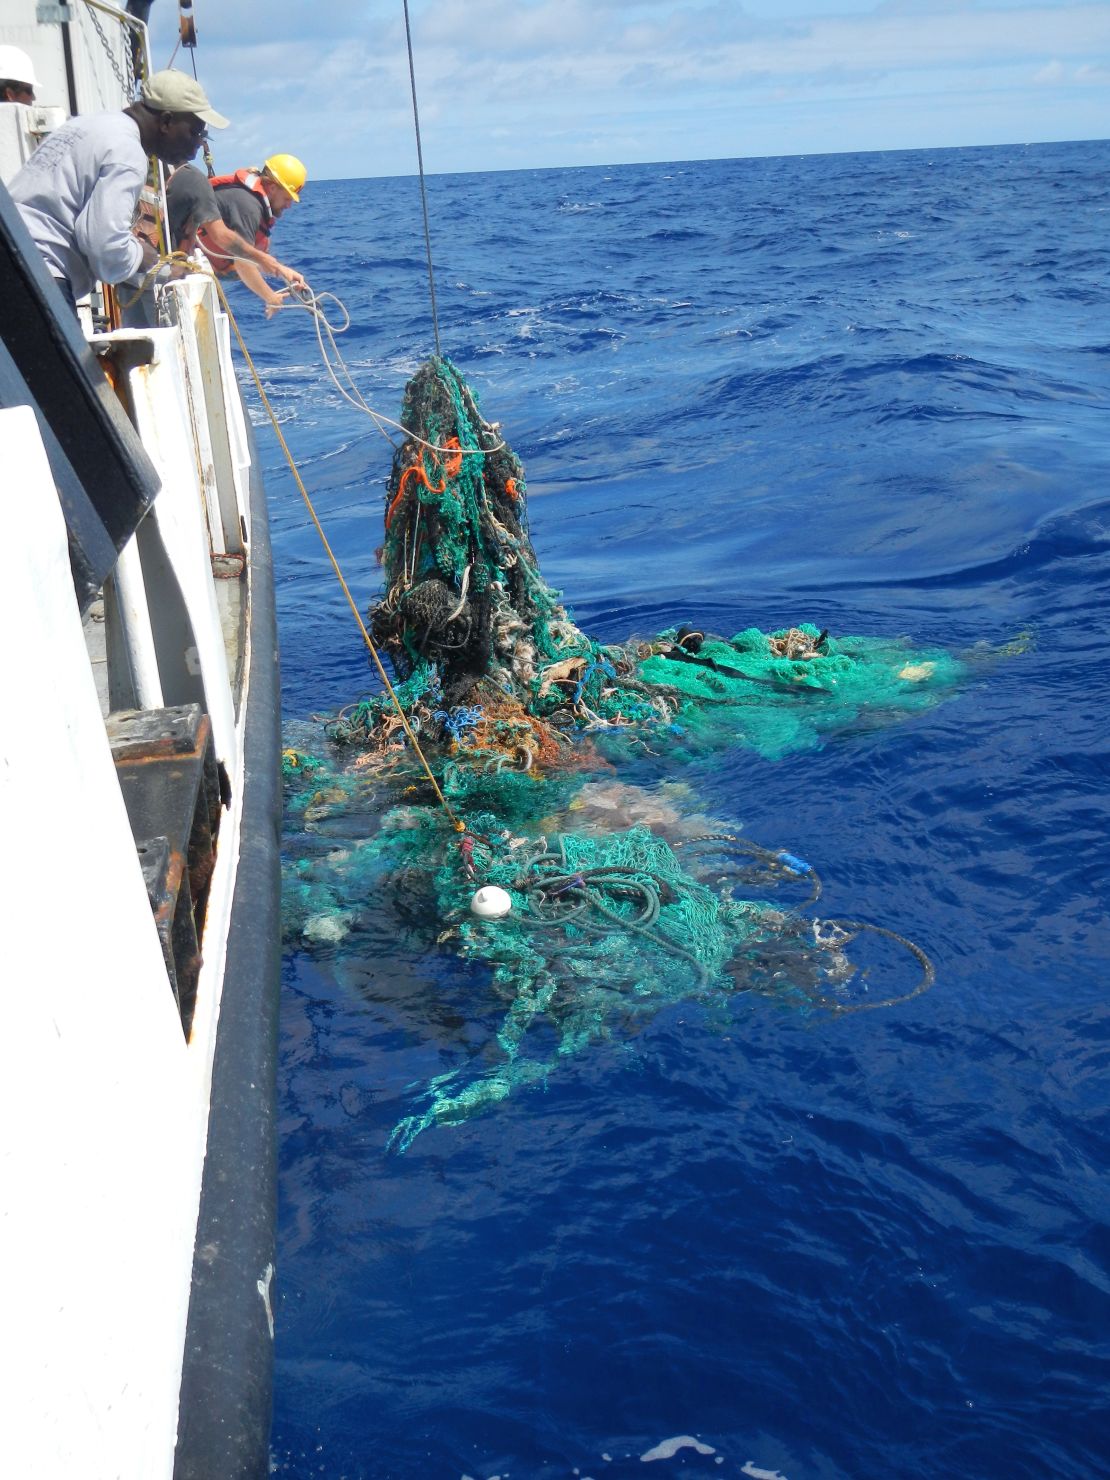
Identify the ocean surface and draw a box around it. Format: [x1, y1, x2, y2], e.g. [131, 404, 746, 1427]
[247, 142, 1110, 1479]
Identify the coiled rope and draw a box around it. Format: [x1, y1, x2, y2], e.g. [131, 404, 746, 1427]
[516, 838, 711, 987]
[675, 832, 823, 907]
[812, 919, 936, 1014]
[275, 283, 505, 458]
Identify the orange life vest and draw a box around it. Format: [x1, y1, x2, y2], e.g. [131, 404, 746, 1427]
[196, 169, 273, 275]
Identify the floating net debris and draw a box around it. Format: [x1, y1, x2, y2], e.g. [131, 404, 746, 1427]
[283, 355, 968, 1147]
[317, 356, 964, 771]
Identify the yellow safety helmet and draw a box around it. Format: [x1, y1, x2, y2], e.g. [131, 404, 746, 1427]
[263, 153, 306, 203]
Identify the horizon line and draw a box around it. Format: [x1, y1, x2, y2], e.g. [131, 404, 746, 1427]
[305, 133, 1108, 186]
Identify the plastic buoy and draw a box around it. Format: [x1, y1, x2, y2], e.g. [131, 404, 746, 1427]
[470, 885, 512, 919]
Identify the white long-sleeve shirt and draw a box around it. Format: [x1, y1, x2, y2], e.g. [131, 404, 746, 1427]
[9, 111, 147, 299]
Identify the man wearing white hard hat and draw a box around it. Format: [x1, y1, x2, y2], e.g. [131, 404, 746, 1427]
[9, 68, 228, 308]
[0, 45, 37, 104]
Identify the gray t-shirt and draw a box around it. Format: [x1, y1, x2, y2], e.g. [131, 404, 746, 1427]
[214, 180, 268, 245]
[166, 163, 219, 246]
[9, 111, 146, 298]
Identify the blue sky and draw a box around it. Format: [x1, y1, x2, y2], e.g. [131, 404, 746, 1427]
[147, 0, 1110, 179]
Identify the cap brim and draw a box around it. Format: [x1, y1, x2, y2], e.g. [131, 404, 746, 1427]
[196, 105, 229, 129]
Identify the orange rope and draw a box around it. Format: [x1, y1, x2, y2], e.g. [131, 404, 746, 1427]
[442, 436, 462, 477]
[385, 437, 462, 530]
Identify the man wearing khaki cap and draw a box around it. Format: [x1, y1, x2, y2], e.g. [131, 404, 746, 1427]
[9, 69, 228, 308]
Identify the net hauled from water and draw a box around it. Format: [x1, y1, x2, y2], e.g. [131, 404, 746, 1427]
[283, 356, 970, 1147]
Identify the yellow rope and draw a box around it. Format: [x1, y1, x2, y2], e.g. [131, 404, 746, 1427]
[205, 273, 465, 832]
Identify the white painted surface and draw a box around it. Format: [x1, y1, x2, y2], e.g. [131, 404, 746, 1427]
[0, 407, 203, 1479]
[0, 0, 145, 128]
[190, 287, 248, 554]
[0, 102, 65, 185]
[0, 8, 262, 1474]
[112, 530, 166, 709]
[115, 325, 239, 772]
[0, 1, 69, 120]
[167, 277, 231, 555]
[216, 302, 254, 539]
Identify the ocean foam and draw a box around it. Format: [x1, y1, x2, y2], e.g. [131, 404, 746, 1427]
[640, 1435, 716, 1462]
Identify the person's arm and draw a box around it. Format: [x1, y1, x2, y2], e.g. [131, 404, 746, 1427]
[199, 215, 306, 290]
[231, 257, 288, 316]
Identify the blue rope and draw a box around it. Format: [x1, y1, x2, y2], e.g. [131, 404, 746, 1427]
[572, 657, 616, 706]
[434, 704, 483, 743]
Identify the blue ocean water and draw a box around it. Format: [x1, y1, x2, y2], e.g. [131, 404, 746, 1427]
[250, 143, 1110, 1478]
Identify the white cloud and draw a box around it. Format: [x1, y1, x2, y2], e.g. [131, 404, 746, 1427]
[148, 1, 1110, 174]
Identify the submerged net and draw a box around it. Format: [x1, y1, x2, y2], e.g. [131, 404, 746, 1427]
[284, 763, 935, 1150]
[283, 355, 969, 1146]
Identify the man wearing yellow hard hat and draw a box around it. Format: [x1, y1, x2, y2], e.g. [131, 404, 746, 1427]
[194, 152, 307, 315]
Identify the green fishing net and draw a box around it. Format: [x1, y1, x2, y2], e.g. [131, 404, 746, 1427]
[632, 624, 964, 760]
[284, 751, 936, 1149]
[332, 355, 966, 765]
[282, 356, 980, 1147]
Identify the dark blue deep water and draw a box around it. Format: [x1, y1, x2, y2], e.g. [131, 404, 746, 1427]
[249, 143, 1110, 1479]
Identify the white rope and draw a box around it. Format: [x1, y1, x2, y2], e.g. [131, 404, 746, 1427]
[164, 254, 499, 462]
[275, 282, 506, 458]
[445, 563, 471, 623]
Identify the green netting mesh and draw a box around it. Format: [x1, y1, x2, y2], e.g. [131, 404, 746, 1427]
[282, 765, 886, 1152]
[282, 356, 989, 1147]
[632, 624, 965, 760]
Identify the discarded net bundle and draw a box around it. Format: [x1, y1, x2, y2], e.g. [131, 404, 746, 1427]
[385, 822, 778, 1150]
[338, 354, 659, 770]
[369, 356, 599, 703]
[279, 358, 971, 1146]
[627, 622, 965, 761]
[331, 355, 963, 776]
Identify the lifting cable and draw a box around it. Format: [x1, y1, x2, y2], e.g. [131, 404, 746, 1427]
[276, 284, 505, 459]
[402, 0, 442, 358]
[156, 14, 939, 1000]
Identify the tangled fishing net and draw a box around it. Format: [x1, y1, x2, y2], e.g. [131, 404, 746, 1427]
[284, 356, 968, 1147]
[320, 356, 963, 773]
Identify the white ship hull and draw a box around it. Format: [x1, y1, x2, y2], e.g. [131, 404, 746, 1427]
[0, 4, 281, 1475]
